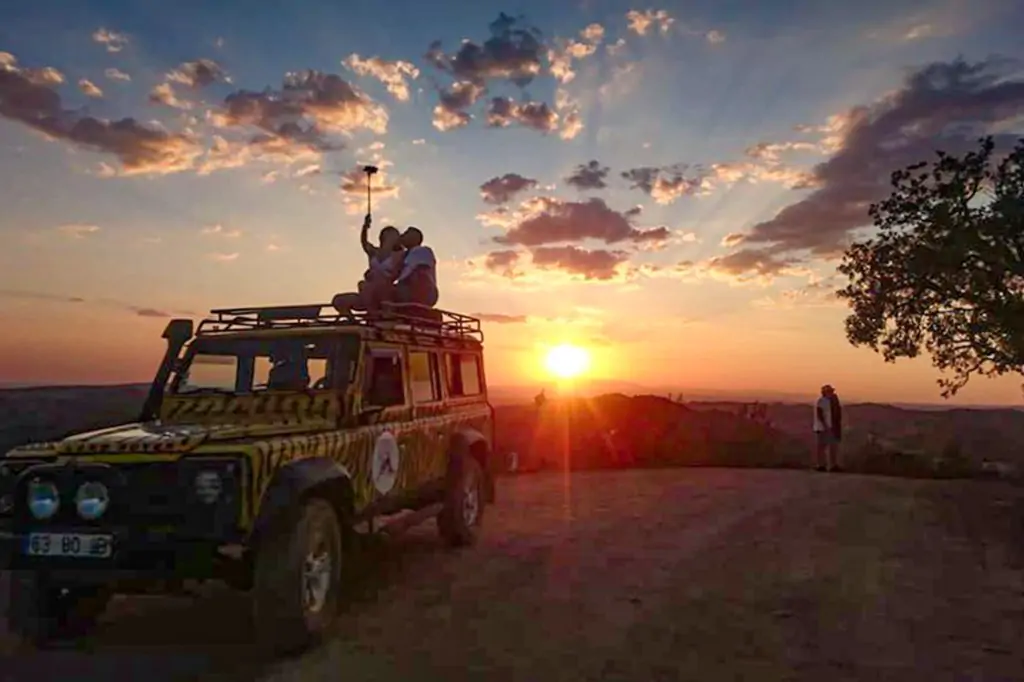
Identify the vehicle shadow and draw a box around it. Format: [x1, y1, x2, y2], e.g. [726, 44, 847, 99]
[0, 528, 447, 682]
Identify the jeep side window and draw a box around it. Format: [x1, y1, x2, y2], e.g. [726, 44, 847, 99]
[409, 350, 442, 404]
[365, 349, 406, 407]
[444, 352, 482, 397]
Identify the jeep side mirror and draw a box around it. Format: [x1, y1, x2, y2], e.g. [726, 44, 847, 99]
[359, 405, 384, 424]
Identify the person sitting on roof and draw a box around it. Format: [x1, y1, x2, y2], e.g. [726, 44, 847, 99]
[388, 226, 439, 309]
[332, 214, 405, 316]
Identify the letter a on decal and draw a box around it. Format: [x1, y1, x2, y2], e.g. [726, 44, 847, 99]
[371, 431, 400, 495]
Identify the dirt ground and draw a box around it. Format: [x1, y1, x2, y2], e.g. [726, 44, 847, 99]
[2, 468, 1022, 681]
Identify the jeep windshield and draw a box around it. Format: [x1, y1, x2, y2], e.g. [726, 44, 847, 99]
[170, 334, 359, 395]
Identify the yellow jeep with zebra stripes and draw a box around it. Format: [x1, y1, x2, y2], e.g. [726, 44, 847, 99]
[0, 303, 495, 652]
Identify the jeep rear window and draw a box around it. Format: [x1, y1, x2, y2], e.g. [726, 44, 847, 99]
[172, 335, 357, 394]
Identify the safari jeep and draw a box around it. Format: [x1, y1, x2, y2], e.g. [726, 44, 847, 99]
[0, 302, 495, 652]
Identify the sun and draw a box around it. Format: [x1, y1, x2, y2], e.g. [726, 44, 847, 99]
[544, 343, 591, 380]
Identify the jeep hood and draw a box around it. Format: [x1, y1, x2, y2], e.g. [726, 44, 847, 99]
[50, 422, 245, 455]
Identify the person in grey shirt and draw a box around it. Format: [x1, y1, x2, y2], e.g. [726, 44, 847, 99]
[392, 226, 438, 307]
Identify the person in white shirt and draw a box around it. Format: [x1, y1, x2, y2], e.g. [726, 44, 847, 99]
[391, 226, 439, 308]
[812, 384, 842, 472]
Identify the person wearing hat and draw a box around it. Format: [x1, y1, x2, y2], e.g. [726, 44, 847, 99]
[812, 384, 843, 472]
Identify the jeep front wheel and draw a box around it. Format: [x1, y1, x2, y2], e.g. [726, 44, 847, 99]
[438, 455, 485, 547]
[252, 497, 343, 655]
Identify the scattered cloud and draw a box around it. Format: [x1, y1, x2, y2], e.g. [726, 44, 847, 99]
[548, 22, 604, 84]
[131, 307, 171, 318]
[78, 79, 103, 98]
[149, 82, 192, 110]
[0, 289, 85, 304]
[167, 59, 229, 89]
[622, 164, 704, 204]
[625, 9, 675, 36]
[530, 245, 628, 280]
[719, 56, 1024, 275]
[480, 173, 538, 205]
[565, 160, 610, 190]
[0, 52, 202, 175]
[705, 30, 726, 44]
[474, 312, 528, 323]
[343, 54, 420, 101]
[104, 68, 131, 82]
[200, 224, 243, 238]
[92, 27, 129, 53]
[431, 80, 485, 130]
[56, 224, 100, 239]
[491, 196, 669, 247]
[486, 97, 558, 133]
[209, 252, 240, 262]
[411, 138, 426, 145]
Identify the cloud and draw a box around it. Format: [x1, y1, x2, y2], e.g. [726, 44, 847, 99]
[78, 79, 103, 98]
[622, 164, 703, 204]
[0, 53, 202, 175]
[56, 224, 100, 239]
[493, 196, 670, 247]
[343, 54, 420, 102]
[426, 12, 544, 87]
[474, 312, 527, 323]
[531, 245, 628, 280]
[548, 22, 604, 84]
[92, 27, 129, 53]
[209, 252, 240, 262]
[213, 69, 388, 153]
[412, 138, 425, 145]
[483, 250, 521, 278]
[131, 307, 171, 318]
[705, 30, 726, 44]
[480, 173, 538, 205]
[200, 224, 242, 238]
[486, 97, 558, 132]
[104, 68, 131, 82]
[721, 56, 1024, 273]
[0, 289, 85, 304]
[426, 13, 572, 136]
[149, 82, 192, 110]
[625, 9, 675, 36]
[565, 160, 610, 190]
[167, 59, 229, 89]
[431, 80, 485, 130]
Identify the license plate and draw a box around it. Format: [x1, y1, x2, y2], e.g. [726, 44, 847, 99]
[24, 533, 113, 558]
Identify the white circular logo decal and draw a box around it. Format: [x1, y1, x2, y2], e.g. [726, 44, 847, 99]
[371, 431, 400, 494]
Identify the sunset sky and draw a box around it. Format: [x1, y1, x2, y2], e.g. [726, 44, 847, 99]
[1, 0, 1023, 405]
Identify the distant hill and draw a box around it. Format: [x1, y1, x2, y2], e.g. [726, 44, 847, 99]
[1, 385, 1021, 478]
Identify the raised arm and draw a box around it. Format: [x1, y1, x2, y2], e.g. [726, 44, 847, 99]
[360, 213, 377, 259]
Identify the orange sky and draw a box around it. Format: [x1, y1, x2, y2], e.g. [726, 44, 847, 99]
[1, 2, 1022, 406]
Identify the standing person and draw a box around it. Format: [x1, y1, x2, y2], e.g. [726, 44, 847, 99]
[826, 385, 843, 472]
[812, 384, 838, 472]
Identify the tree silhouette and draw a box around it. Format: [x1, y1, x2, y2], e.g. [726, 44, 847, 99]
[838, 136, 1024, 398]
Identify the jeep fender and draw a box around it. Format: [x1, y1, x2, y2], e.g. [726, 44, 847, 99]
[250, 457, 354, 545]
[447, 428, 494, 503]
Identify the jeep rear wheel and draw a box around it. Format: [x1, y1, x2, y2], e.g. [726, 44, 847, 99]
[438, 456, 485, 547]
[252, 497, 343, 655]
[7, 572, 111, 645]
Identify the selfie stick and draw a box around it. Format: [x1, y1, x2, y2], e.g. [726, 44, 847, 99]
[363, 165, 379, 217]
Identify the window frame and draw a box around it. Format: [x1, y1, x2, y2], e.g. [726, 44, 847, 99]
[362, 344, 409, 409]
[408, 348, 443, 405]
[443, 350, 484, 399]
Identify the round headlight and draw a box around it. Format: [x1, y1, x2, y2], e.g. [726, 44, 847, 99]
[27, 478, 60, 520]
[75, 481, 110, 521]
[195, 470, 223, 504]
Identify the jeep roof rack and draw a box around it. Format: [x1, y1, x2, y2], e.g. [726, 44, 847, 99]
[196, 303, 484, 343]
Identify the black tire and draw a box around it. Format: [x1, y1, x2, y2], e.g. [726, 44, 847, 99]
[251, 497, 344, 656]
[7, 572, 111, 645]
[438, 456, 485, 547]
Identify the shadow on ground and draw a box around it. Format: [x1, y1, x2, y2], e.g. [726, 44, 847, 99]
[0, 529, 444, 682]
